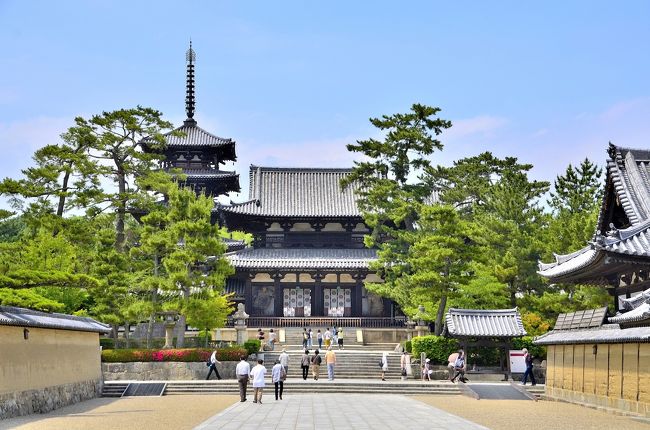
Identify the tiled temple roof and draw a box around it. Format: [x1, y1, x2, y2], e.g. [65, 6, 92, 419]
[221, 166, 362, 218]
[445, 308, 526, 338]
[608, 287, 650, 324]
[162, 123, 234, 148]
[0, 306, 110, 333]
[223, 238, 246, 252]
[226, 248, 377, 270]
[538, 144, 650, 281]
[183, 169, 239, 180]
[534, 324, 650, 345]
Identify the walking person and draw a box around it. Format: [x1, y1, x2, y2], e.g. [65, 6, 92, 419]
[521, 348, 537, 386]
[332, 326, 338, 347]
[324, 328, 331, 348]
[268, 328, 277, 351]
[300, 349, 311, 380]
[380, 352, 389, 381]
[206, 349, 222, 380]
[279, 348, 289, 374]
[236, 356, 251, 402]
[307, 328, 313, 348]
[250, 359, 266, 404]
[447, 349, 463, 381]
[451, 350, 467, 383]
[337, 327, 344, 350]
[400, 351, 409, 380]
[302, 328, 308, 349]
[325, 347, 337, 381]
[272, 359, 286, 400]
[311, 349, 322, 380]
[422, 358, 431, 381]
[317, 329, 323, 349]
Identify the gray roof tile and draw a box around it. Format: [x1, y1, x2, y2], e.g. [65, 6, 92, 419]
[534, 324, 650, 345]
[539, 144, 650, 281]
[0, 306, 111, 333]
[226, 248, 377, 270]
[163, 123, 234, 148]
[183, 169, 238, 180]
[221, 166, 362, 218]
[445, 308, 526, 338]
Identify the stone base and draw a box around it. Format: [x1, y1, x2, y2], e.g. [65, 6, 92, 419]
[545, 386, 650, 417]
[0, 379, 101, 420]
[102, 361, 244, 381]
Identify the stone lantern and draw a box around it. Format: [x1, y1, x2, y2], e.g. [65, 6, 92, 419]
[232, 303, 249, 345]
[414, 305, 430, 338]
[158, 311, 179, 349]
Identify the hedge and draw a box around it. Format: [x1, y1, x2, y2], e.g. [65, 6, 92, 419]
[243, 339, 261, 356]
[411, 336, 459, 365]
[101, 347, 247, 363]
[411, 335, 546, 366]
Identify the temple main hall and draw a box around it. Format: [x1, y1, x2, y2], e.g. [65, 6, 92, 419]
[150, 43, 401, 327]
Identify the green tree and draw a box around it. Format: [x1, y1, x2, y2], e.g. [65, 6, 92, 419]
[183, 293, 234, 347]
[0, 127, 100, 218]
[342, 104, 454, 329]
[71, 107, 174, 250]
[132, 179, 234, 348]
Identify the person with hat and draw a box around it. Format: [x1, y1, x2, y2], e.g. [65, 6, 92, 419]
[422, 358, 432, 381]
[521, 348, 536, 386]
[279, 348, 289, 374]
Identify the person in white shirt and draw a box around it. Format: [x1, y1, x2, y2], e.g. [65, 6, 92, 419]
[279, 348, 289, 373]
[235, 356, 251, 402]
[268, 328, 277, 350]
[324, 328, 332, 348]
[271, 360, 286, 400]
[206, 349, 222, 380]
[250, 359, 267, 404]
[380, 352, 389, 381]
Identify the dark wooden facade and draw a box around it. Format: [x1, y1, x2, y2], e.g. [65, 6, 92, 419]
[221, 166, 398, 322]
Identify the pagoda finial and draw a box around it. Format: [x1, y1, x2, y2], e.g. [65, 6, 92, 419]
[185, 40, 197, 125]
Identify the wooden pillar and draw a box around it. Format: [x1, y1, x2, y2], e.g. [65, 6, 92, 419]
[352, 272, 364, 317]
[312, 273, 324, 316]
[245, 273, 254, 315]
[272, 272, 284, 317]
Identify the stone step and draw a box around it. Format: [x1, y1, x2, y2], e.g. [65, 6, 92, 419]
[101, 383, 128, 398]
[159, 381, 460, 396]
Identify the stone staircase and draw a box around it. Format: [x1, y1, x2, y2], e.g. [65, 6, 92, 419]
[101, 382, 129, 397]
[101, 379, 460, 396]
[258, 349, 406, 380]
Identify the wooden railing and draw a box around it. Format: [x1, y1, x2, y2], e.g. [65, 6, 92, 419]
[225, 316, 407, 328]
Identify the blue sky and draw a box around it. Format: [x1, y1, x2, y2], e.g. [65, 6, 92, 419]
[1, 1, 649, 205]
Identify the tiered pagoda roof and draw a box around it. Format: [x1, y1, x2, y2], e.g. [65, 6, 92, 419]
[142, 42, 240, 197]
[221, 166, 362, 218]
[538, 143, 650, 284]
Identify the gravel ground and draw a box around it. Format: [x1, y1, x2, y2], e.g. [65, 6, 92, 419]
[0, 395, 238, 430]
[415, 395, 650, 430]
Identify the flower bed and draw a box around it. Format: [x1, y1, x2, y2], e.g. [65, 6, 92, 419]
[101, 347, 247, 363]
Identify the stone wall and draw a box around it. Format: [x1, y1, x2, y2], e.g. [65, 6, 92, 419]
[0, 379, 101, 420]
[102, 361, 246, 381]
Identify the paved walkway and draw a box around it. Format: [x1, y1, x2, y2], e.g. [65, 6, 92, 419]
[194, 393, 487, 430]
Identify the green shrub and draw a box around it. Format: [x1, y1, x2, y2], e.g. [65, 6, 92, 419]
[401, 340, 412, 353]
[243, 339, 261, 356]
[411, 336, 459, 365]
[101, 347, 247, 363]
[512, 336, 546, 360]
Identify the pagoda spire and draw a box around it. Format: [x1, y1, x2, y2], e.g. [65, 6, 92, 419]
[184, 40, 197, 125]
